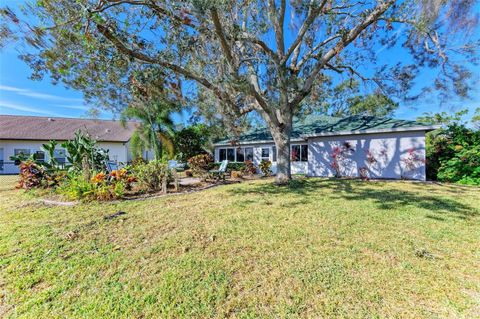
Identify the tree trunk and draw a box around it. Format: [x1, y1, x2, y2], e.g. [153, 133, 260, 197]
[270, 119, 293, 185]
[152, 131, 162, 161]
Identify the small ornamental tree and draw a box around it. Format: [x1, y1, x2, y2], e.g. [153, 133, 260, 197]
[330, 142, 355, 177]
[1, 0, 478, 184]
[427, 124, 480, 184]
[187, 154, 213, 180]
[174, 125, 210, 163]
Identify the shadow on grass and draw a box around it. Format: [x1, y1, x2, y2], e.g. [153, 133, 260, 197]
[230, 178, 478, 220]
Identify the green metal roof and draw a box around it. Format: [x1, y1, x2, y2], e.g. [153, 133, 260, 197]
[214, 115, 437, 145]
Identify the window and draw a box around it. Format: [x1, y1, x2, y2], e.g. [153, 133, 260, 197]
[261, 148, 270, 161]
[34, 151, 45, 162]
[219, 148, 227, 161]
[245, 147, 253, 161]
[227, 148, 235, 161]
[14, 149, 30, 157]
[236, 148, 245, 162]
[291, 144, 308, 162]
[291, 145, 300, 161]
[272, 146, 277, 162]
[54, 149, 66, 164]
[0, 148, 3, 171]
[301, 144, 308, 162]
[219, 147, 252, 162]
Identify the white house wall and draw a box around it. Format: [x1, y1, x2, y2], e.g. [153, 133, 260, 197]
[214, 142, 309, 175]
[97, 142, 129, 164]
[214, 130, 427, 180]
[308, 131, 426, 180]
[0, 140, 131, 174]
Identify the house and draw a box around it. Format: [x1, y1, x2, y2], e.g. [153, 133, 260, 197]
[213, 115, 440, 180]
[0, 115, 150, 174]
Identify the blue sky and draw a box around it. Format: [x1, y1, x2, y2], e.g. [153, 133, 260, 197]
[0, 0, 478, 123]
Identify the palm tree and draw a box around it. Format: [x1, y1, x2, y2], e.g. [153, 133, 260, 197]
[122, 100, 176, 161]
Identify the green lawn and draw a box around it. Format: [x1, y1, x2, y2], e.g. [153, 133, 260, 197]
[1, 176, 479, 318]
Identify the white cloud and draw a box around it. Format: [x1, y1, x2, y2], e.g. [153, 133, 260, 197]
[54, 104, 90, 111]
[0, 84, 83, 103]
[0, 85, 24, 93]
[0, 100, 65, 117]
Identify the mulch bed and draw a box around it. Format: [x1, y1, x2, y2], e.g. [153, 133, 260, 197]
[37, 179, 242, 206]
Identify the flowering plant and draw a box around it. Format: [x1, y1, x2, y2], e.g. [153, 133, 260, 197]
[91, 172, 106, 184]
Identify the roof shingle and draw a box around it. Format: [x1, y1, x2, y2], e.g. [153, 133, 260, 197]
[0, 115, 138, 142]
[214, 115, 437, 145]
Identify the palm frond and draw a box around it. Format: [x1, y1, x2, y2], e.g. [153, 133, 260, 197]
[157, 131, 175, 159]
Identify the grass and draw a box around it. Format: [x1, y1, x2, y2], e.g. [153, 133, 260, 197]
[0, 175, 479, 318]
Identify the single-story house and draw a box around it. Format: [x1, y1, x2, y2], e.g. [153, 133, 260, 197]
[214, 115, 440, 180]
[0, 115, 151, 174]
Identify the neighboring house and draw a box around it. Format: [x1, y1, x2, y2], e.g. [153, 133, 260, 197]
[0, 115, 152, 174]
[214, 115, 440, 180]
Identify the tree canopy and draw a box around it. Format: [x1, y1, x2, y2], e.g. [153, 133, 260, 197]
[1, 0, 478, 183]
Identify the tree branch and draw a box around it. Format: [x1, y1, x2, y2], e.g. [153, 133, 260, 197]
[90, 0, 197, 28]
[96, 23, 240, 112]
[235, 33, 278, 63]
[325, 63, 387, 94]
[210, 8, 236, 67]
[290, 0, 395, 108]
[295, 34, 343, 71]
[284, 0, 328, 66]
[267, 0, 285, 57]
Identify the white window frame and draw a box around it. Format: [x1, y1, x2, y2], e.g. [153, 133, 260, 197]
[14, 149, 31, 157]
[261, 147, 270, 162]
[244, 147, 254, 162]
[218, 147, 251, 162]
[34, 150, 46, 162]
[291, 144, 308, 162]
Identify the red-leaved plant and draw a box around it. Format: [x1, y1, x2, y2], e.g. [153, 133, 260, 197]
[17, 161, 45, 190]
[359, 167, 369, 181]
[402, 148, 425, 171]
[330, 143, 355, 177]
[243, 160, 257, 175]
[401, 148, 425, 178]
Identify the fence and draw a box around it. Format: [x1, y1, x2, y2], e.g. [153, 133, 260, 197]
[0, 162, 18, 191]
[0, 161, 20, 175]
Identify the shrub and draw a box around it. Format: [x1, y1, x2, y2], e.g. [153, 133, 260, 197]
[187, 154, 213, 178]
[57, 174, 95, 200]
[226, 162, 246, 172]
[133, 160, 172, 192]
[426, 124, 480, 184]
[61, 130, 109, 173]
[243, 160, 257, 175]
[231, 170, 243, 179]
[174, 125, 210, 163]
[359, 167, 369, 181]
[16, 160, 65, 190]
[109, 169, 136, 190]
[17, 161, 46, 190]
[259, 160, 272, 177]
[57, 169, 137, 201]
[58, 168, 136, 201]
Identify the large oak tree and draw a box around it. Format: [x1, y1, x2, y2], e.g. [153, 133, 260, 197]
[1, 0, 478, 183]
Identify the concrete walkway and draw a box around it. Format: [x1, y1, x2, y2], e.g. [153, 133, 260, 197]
[179, 177, 202, 186]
